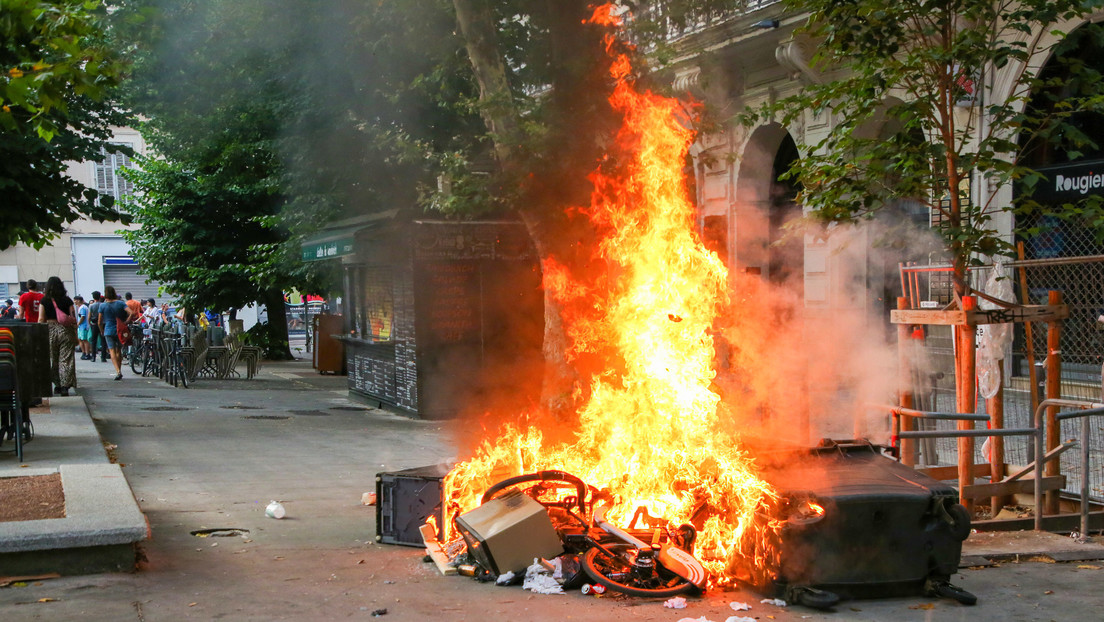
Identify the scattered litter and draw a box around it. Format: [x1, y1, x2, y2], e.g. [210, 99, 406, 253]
[760, 598, 787, 607]
[664, 596, 688, 609]
[725, 617, 755, 622]
[908, 603, 935, 610]
[370, 609, 388, 617]
[522, 559, 563, 594]
[729, 601, 751, 611]
[495, 571, 516, 586]
[265, 501, 286, 519]
[36, 598, 57, 603]
[675, 617, 712, 622]
[362, 492, 377, 506]
[383, 580, 395, 584]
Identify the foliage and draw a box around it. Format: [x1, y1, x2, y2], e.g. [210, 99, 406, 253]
[0, 0, 131, 250]
[755, 0, 1104, 291]
[118, 0, 478, 319]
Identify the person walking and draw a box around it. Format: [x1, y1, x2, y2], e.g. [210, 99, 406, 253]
[38, 276, 78, 396]
[88, 291, 107, 363]
[17, 279, 44, 323]
[125, 292, 143, 320]
[0, 299, 16, 320]
[76, 296, 92, 359]
[98, 286, 135, 381]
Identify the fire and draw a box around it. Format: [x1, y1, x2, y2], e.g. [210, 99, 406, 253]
[441, 4, 778, 580]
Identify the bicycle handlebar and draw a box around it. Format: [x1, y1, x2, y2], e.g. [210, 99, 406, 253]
[481, 470, 588, 515]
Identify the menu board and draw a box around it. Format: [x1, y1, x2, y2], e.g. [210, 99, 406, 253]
[418, 261, 481, 345]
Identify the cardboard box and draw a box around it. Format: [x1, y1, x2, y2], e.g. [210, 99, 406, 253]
[454, 490, 564, 575]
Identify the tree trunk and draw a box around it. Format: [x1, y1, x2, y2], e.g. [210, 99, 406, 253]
[262, 288, 294, 360]
[452, 0, 604, 416]
[452, 0, 520, 162]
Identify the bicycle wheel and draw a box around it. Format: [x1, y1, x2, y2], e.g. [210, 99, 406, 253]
[177, 354, 189, 388]
[582, 543, 696, 598]
[131, 345, 147, 375]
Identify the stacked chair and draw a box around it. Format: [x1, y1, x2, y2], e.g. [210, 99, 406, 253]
[0, 328, 29, 461]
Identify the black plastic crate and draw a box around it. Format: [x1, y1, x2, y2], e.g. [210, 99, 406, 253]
[375, 464, 450, 547]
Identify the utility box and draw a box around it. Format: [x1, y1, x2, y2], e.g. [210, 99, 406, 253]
[375, 464, 450, 547]
[454, 489, 564, 575]
[312, 314, 345, 374]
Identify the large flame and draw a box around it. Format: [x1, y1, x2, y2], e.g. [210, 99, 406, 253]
[442, 5, 777, 580]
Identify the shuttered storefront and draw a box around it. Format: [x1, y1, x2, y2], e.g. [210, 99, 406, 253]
[103, 263, 162, 302]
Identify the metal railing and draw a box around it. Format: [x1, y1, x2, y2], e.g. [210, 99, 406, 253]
[881, 399, 1104, 533]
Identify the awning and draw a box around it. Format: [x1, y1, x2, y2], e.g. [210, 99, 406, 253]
[301, 227, 358, 262]
[299, 209, 401, 262]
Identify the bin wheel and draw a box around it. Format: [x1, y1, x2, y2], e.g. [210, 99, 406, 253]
[787, 586, 840, 610]
[928, 579, 977, 606]
[947, 503, 972, 541]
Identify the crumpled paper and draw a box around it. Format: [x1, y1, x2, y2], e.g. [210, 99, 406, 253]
[760, 598, 787, 607]
[729, 601, 751, 611]
[522, 559, 563, 594]
[664, 596, 688, 609]
[726, 617, 756, 622]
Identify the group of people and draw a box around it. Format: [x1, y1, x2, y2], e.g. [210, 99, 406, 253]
[0, 279, 174, 394]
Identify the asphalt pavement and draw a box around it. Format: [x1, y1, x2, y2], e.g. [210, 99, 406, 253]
[2, 352, 1104, 621]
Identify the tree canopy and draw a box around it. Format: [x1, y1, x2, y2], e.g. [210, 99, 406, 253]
[118, 0, 482, 355]
[0, 0, 131, 250]
[758, 0, 1104, 294]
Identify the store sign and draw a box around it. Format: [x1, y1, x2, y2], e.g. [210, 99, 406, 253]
[301, 235, 355, 262]
[1031, 159, 1104, 202]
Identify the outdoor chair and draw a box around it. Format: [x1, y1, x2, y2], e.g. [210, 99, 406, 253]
[0, 351, 26, 461]
[181, 328, 209, 381]
[217, 333, 244, 379]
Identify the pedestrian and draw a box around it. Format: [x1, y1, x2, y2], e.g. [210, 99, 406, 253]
[76, 296, 92, 359]
[125, 292, 143, 320]
[98, 286, 135, 381]
[88, 291, 107, 363]
[38, 276, 78, 396]
[17, 279, 44, 323]
[0, 299, 16, 320]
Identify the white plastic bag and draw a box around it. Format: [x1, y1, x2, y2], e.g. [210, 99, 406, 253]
[977, 261, 1014, 399]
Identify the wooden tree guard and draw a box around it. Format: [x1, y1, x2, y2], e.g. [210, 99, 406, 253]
[891, 293, 1070, 517]
[1045, 290, 1064, 516]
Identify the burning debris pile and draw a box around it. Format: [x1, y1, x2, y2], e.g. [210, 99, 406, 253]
[402, 3, 974, 610]
[437, 4, 778, 585]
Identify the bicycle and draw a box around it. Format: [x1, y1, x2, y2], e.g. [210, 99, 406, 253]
[162, 333, 189, 388]
[471, 470, 706, 597]
[131, 327, 161, 377]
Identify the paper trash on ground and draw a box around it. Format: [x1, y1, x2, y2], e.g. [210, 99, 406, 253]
[664, 596, 688, 609]
[729, 601, 751, 611]
[522, 559, 563, 594]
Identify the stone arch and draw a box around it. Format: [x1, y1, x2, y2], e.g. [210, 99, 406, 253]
[733, 121, 804, 290]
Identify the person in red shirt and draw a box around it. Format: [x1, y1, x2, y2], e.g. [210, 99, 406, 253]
[18, 279, 45, 323]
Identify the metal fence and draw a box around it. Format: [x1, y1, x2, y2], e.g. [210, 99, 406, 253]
[910, 254, 1104, 502]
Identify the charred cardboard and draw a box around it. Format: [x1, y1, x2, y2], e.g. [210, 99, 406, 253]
[455, 490, 563, 575]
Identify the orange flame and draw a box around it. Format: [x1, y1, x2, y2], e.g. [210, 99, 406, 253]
[442, 4, 777, 581]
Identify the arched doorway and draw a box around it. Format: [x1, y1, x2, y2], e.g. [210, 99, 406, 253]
[768, 134, 803, 299]
[734, 123, 804, 292]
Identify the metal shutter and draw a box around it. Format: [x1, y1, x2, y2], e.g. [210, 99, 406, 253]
[102, 265, 162, 302]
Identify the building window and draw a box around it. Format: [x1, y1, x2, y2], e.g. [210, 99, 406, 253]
[94, 144, 135, 203]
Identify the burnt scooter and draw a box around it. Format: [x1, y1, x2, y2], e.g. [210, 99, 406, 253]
[471, 470, 707, 597]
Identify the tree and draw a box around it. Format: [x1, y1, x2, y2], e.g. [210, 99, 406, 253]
[759, 0, 1104, 298]
[446, 1, 754, 413]
[0, 0, 131, 250]
[118, 0, 482, 357]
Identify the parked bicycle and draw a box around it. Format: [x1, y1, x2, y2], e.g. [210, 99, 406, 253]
[130, 326, 162, 378]
[162, 333, 189, 389]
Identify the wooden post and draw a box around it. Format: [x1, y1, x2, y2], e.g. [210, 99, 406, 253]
[1016, 242, 1040, 418]
[897, 297, 915, 465]
[988, 364, 1006, 514]
[957, 296, 978, 513]
[1045, 290, 1063, 515]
